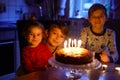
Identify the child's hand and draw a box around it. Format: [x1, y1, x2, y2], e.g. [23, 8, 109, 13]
[100, 50, 110, 63]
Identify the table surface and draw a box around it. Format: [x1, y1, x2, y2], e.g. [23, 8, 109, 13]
[12, 63, 120, 80]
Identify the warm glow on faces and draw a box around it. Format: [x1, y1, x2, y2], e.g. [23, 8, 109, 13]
[89, 10, 107, 29]
[27, 26, 43, 47]
[47, 28, 66, 47]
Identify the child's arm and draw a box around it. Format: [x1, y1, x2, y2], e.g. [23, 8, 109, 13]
[100, 31, 119, 63]
[108, 31, 119, 63]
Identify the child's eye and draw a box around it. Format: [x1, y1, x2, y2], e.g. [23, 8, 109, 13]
[37, 34, 41, 36]
[29, 33, 33, 36]
[60, 35, 65, 38]
[37, 34, 39, 36]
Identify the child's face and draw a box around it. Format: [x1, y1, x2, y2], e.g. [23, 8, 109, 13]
[88, 10, 107, 29]
[47, 27, 66, 47]
[26, 26, 43, 47]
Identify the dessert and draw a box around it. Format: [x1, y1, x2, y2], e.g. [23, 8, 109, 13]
[55, 47, 93, 65]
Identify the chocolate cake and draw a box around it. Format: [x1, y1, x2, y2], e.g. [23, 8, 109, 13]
[55, 47, 93, 65]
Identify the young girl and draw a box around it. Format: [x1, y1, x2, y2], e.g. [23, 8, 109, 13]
[80, 3, 119, 63]
[21, 21, 53, 73]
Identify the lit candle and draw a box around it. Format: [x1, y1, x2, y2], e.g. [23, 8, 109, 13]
[72, 40, 74, 47]
[74, 39, 76, 47]
[78, 40, 82, 47]
[68, 38, 71, 48]
[64, 40, 67, 48]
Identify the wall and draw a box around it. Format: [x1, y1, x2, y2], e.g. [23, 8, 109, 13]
[0, 0, 28, 22]
[0, 0, 58, 22]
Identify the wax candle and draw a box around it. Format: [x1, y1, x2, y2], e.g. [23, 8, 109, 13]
[74, 39, 76, 47]
[72, 40, 73, 47]
[64, 40, 67, 48]
[68, 38, 71, 48]
[64, 38, 82, 48]
[78, 40, 82, 47]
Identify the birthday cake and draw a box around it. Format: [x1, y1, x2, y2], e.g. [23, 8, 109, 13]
[55, 47, 93, 65]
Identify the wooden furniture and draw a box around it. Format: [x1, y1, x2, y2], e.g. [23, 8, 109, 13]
[13, 63, 120, 80]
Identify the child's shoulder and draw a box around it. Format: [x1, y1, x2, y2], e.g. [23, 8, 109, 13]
[81, 27, 91, 33]
[82, 27, 90, 30]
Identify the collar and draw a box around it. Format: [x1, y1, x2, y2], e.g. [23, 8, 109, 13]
[90, 26, 106, 36]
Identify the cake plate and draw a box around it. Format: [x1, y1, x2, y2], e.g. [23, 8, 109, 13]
[48, 56, 102, 80]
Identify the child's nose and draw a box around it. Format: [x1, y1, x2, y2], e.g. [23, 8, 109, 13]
[33, 35, 37, 38]
[56, 35, 61, 39]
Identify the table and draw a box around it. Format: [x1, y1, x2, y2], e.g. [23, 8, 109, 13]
[12, 63, 120, 80]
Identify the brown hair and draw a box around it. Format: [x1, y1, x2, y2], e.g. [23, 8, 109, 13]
[23, 21, 44, 38]
[47, 22, 68, 37]
[88, 3, 107, 18]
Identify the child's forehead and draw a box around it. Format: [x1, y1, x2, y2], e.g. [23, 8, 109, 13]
[28, 26, 42, 32]
[91, 9, 105, 16]
[51, 27, 64, 33]
[92, 10, 104, 15]
[30, 25, 42, 29]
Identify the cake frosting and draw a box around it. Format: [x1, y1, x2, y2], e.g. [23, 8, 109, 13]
[55, 47, 93, 65]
